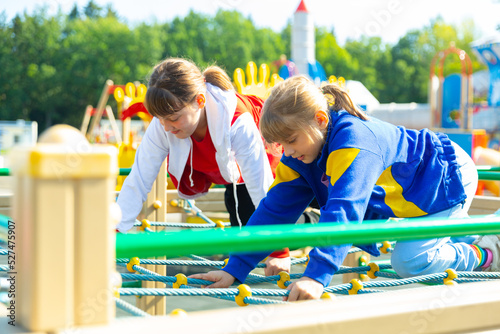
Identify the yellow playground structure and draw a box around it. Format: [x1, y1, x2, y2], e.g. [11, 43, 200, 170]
[233, 61, 283, 98]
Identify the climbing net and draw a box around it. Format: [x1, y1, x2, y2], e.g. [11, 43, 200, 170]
[112, 220, 500, 318]
[2, 198, 500, 319]
[1, 229, 500, 318]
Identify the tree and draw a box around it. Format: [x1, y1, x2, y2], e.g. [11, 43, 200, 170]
[68, 5, 80, 21]
[315, 28, 355, 79]
[83, 0, 102, 19]
[344, 36, 388, 101]
[1, 10, 63, 127]
[0, 5, 489, 130]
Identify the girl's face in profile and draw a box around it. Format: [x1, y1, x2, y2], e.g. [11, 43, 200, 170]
[279, 128, 323, 164]
[157, 100, 202, 139]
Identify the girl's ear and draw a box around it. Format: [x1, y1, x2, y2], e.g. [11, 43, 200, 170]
[196, 94, 206, 109]
[315, 110, 329, 129]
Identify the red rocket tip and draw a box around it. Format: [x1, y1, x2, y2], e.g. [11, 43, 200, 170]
[295, 0, 308, 13]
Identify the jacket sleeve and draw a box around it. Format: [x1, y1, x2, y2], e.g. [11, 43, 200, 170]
[222, 162, 314, 283]
[304, 147, 385, 286]
[230, 112, 274, 208]
[116, 118, 169, 232]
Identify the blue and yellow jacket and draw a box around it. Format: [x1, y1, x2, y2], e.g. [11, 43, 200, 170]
[223, 110, 467, 287]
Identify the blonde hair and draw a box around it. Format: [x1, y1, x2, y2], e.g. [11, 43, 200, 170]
[260, 76, 368, 144]
[145, 58, 233, 117]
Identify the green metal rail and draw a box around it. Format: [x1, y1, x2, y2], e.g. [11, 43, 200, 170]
[0, 166, 498, 179]
[115, 215, 500, 258]
[0, 167, 131, 176]
[477, 166, 500, 180]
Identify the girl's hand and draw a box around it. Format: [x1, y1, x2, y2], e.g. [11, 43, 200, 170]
[264, 256, 291, 276]
[188, 270, 236, 288]
[284, 276, 324, 301]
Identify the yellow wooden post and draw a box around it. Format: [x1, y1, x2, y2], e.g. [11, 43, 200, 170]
[11, 125, 118, 331]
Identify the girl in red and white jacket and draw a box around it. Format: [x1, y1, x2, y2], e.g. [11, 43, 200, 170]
[116, 58, 292, 264]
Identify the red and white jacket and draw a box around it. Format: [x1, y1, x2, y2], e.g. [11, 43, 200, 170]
[117, 83, 279, 232]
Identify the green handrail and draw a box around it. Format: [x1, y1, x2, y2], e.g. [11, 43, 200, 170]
[0, 167, 132, 176]
[115, 215, 500, 258]
[0, 166, 499, 179]
[476, 166, 500, 172]
[477, 171, 500, 181]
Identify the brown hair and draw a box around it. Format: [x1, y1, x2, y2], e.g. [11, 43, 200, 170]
[260, 76, 368, 144]
[144, 58, 233, 118]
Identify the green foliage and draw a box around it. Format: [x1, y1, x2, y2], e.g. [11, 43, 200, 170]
[0, 2, 490, 130]
[316, 27, 356, 78]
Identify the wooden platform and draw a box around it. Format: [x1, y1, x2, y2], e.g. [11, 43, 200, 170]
[469, 195, 500, 215]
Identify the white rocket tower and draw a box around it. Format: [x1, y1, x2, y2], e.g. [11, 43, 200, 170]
[291, 0, 315, 78]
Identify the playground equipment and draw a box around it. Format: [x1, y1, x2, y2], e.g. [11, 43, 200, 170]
[471, 34, 500, 108]
[81, 80, 151, 145]
[81, 80, 153, 190]
[427, 45, 490, 161]
[328, 75, 346, 88]
[233, 61, 283, 99]
[288, 0, 327, 83]
[429, 43, 473, 130]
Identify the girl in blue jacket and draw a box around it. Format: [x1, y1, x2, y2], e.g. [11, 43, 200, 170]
[190, 76, 500, 301]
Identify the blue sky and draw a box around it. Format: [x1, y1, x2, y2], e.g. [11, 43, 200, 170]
[2, 0, 500, 44]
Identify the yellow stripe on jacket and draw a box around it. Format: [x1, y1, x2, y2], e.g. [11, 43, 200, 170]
[326, 148, 360, 187]
[269, 162, 300, 191]
[376, 166, 427, 217]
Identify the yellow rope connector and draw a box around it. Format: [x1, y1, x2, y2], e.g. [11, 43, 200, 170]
[277, 271, 290, 289]
[126, 257, 140, 273]
[443, 268, 458, 285]
[367, 262, 380, 279]
[215, 220, 225, 229]
[348, 279, 363, 295]
[170, 199, 179, 207]
[170, 308, 188, 317]
[305, 254, 310, 266]
[358, 254, 369, 280]
[321, 292, 335, 300]
[113, 288, 120, 298]
[153, 200, 162, 209]
[380, 241, 392, 254]
[222, 258, 229, 269]
[173, 273, 188, 289]
[235, 284, 252, 307]
[140, 219, 151, 231]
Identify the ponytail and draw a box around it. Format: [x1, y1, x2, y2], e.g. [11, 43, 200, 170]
[203, 66, 234, 91]
[321, 84, 368, 120]
[261, 76, 369, 145]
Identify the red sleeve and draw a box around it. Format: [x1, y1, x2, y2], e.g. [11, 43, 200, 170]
[269, 248, 290, 258]
[232, 93, 282, 177]
[231, 93, 264, 125]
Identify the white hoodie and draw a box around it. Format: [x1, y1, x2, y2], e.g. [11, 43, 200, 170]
[116, 83, 274, 232]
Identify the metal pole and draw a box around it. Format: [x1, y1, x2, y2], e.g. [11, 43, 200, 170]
[116, 215, 500, 258]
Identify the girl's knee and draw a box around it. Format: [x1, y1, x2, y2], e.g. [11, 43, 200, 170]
[391, 247, 432, 278]
[391, 251, 413, 278]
